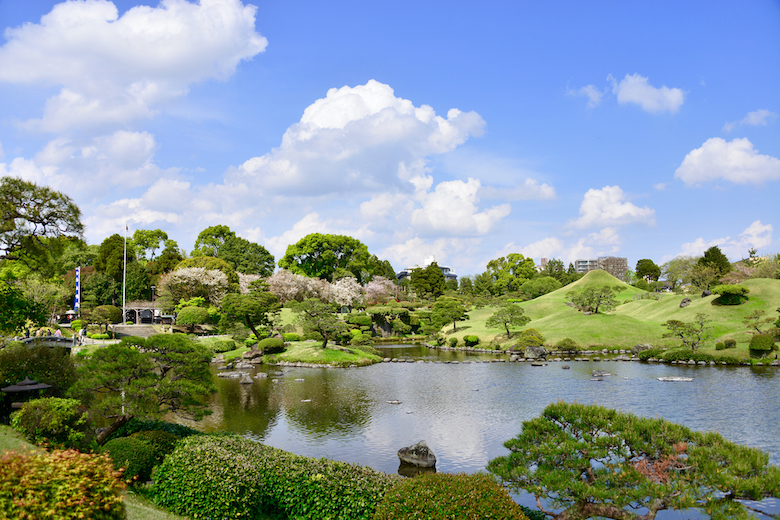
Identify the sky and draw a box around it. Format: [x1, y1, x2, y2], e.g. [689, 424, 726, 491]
[0, 0, 778, 277]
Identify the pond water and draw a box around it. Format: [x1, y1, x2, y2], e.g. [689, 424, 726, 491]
[183, 345, 780, 517]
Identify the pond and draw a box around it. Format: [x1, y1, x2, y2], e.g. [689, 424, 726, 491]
[182, 345, 780, 517]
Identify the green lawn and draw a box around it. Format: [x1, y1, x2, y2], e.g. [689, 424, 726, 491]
[270, 340, 381, 366]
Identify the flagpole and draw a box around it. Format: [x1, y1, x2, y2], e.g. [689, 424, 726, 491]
[122, 222, 127, 326]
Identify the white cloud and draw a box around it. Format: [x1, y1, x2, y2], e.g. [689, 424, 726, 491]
[0, 0, 267, 131]
[381, 236, 479, 271]
[677, 220, 773, 260]
[0, 141, 4, 160]
[653, 183, 668, 191]
[570, 185, 656, 229]
[723, 109, 777, 132]
[478, 178, 556, 201]
[675, 137, 780, 185]
[608, 73, 684, 114]
[231, 80, 485, 196]
[568, 84, 604, 108]
[494, 237, 565, 264]
[410, 178, 511, 237]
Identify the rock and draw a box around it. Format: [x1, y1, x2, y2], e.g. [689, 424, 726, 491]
[217, 371, 245, 379]
[701, 290, 712, 297]
[562, 365, 570, 370]
[680, 297, 691, 308]
[631, 343, 652, 355]
[398, 440, 436, 468]
[583, 311, 593, 316]
[524, 346, 548, 360]
[234, 362, 254, 370]
[239, 374, 254, 384]
[592, 370, 610, 377]
[254, 372, 268, 379]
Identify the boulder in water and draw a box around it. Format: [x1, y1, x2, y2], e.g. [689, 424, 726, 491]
[398, 440, 436, 468]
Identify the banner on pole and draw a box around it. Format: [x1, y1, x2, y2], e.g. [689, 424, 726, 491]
[74, 267, 81, 311]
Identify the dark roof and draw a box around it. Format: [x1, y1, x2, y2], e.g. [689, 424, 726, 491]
[1, 376, 52, 393]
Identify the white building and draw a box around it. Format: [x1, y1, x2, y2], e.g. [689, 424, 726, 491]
[396, 256, 457, 282]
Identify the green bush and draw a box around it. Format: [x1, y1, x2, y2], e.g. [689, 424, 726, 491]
[345, 314, 372, 327]
[448, 337, 458, 348]
[106, 418, 201, 443]
[0, 449, 125, 520]
[10, 397, 91, 450]
[514, 328, 545, 348]
[715, 342, 726, 351]
[70, 319, 83, 331]
[176, 306, 210, 331]
[724, 338, 737, 349]
[283, 333, 301, 341]
[373, 472, 528, 520]
[0, 343, 77, 397]
[154, 435, 402, 520]
[212, 338, 236, 353]
[303, 331, 324, 341]
[130, 430, 181, 461]
[90, 333, 111, 340]
[102, 436, 157, 483]
[258, 337, 286, 354]
[638, 347, 665, 361]
[711, 284, 750, 305]
[555, 338, 580, 351]
[391, 318, 412, 334]
[749, 334, 777, 358]
[464, 335, 480, 347]
[659, 350, 738, 365]
[350, 334, 374, 347]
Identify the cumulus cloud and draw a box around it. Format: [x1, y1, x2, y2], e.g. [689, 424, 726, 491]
[675, 137, 780, 185]
[493, 237, 565, 264]
[0, 0, 267, 131]
[381, 236, 479, 271]
[570, 185, 656, 229]
[653, 183, 668, 191]
[723, 109, 777, 132]
[568, 84, 605, 108]
[678, 220, 773, 260]
[478, 178, 556, 201]
[231, 80, 485, 196]
[608, 73, 684, 114]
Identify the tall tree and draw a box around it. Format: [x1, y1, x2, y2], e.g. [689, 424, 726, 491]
[279, 233, 374, 283]
[133, 229, 168, 260]
[698, 245, 731, 276]
[485, 302, 530, 338]
[432, 296, 468, 332]
[292, 298, 347, 348]
[193, 225, 275, 276]
[486, 253, 536, 294]
[95, 234, 136, 282]
[410, 262, 446, 299]
[0, 177, 83, 264]
[661, 255, 697, 290]
[0, 283, 46, 334]
[635, 259, 661, 281]
[567, 285, 622, 314]
[220, 281, 281, 340]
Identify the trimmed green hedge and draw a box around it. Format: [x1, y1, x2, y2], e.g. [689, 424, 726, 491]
[749, 334, 777, 357]
[373, 472, 528, 520]
[283, 333, 301, 341]
[10, 397, 92, 451]
[102, 436, 157, 483]
[212, 338, 236, 353]
[258, 337, 286, 354]
[464, 335, 480, 347]
[711, 284, 750, 305]
[106, 417, 201, 443]
[153, 435, 402, 520]
[555, 338, 580, 351]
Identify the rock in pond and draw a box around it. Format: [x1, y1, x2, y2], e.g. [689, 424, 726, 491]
[398, 440, 437, 468]
[239, 374, 254, 384]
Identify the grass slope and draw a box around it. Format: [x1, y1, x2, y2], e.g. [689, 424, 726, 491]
[446, 271, 780, 350]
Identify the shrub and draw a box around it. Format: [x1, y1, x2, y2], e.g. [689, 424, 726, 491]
[448, 337, 458, 348]
[391, 318, 412, 334]
[303, 331, 324, 341]
[345, 314, 372, 327]
[130, 430, 181, 461]
[514, 328, 545, 348]
[715, 342, 726, 350]
[373, 472, 528, 520]
[283, 333, 301, 342]
[724, 338, 737, 349]
[0, 343, 77, 397]
[90, 333, 111, 340]
[70, 319, 82, 331]
[176, 306, 210, 331]
[711, 284, 750, 305]
[102, 436, 158, 483]
[154, 435, 402, 520]
[106, 417, 201, 443]
[463, 335, 480, 347]
[749, 334, 777, 358]
[258, 337, 286, 354]
[212, 338, 236, 353]
[10, 397, 91, 450]
[638, 347, 665, 361]
[555, 338, 580, 352]
[0, 449, 125, 520]
[350, 334, 374, 347]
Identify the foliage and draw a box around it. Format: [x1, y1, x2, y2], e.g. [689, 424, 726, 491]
[106, 418, 201, 443]
[662, 313, 711, 351]
[153, 434, 402, 520]
[0, 343, 76, 397]
[10, 397, 91, 450]
[130, 430, 181, 460]
[158, 267, 229, 308]
[69, 335, 215, 421]
[0, 449, 125, 520]
[175, 256, 239, 286]
[373, 472, 529, 520]
[350, 334, 375, 348]
[210, 338, 236, 353]
[463, 335, 480, 347]
[175, 306, 210, 332]
[292, 298, 347, 348]
[0, 282, 47, 334]
[220, 282, 281, 340]
[82, 271, 121, 308]
[258, 337, 286, 354]
[518, 276, 562, 300]
[659, 349, 738, 365]
[690, 263, 722, 292]
[485, 302, 530, 338]
[743, 310, 775, 334]
[635, 259, 661, 281]
[132, 229, 168, 260]
[724, 338, 737, 349]
[554, 337, 580, 351]
[432, 296, 469, 332]
[0, 176, 83, 265]
[92, 304, 122, 332]
[345, 313, 372, 328]
[278, 233, 377, 283]
[661, 255, 697, 290]
[715, 342, 726, 350]
[331, 276, 364, 307]
[514, 328, 545, 348]
[488, 401, 780, 520]
[192, 225, 275, 276]
[95, 234, 136, 282]
[567, 285, 622, 314]
[486, 253, 537, 294]
[748, 334, 777, 357]
[282, 332, 300, 341]
[711, 284, 750, 305]
[364, 276, 397, 303]
[699, 245, 732, 276]
[102, 436, 158, 482]
[637, 347, 665, 361]
[410, 262, 446, 299]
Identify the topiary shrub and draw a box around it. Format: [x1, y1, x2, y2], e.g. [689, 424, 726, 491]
[10, 397, 92, 450]
[715, 342, 726, 351]
[638, 347, 665, 361]
[555, 338, 580, 352]
[106, 417, 201, 443]
[724, 338, 737, 349]
[258, 337, 286, 354]
[212, 338, 236, 353]
[350, 334, 374, 347]
[102, 436, 157, 483]
[514, 328, 545, 348]
[176, 306, 210, 332]
[463, 335, 480, 347]
[711, 284, 750, 305]
[391, 318, 412, 335]
[345, 314, 372, 328]
[282, 333, 300, 342]
[748, 334, 777, 358]
[448, 337, 458, 348]
[303, 331, 324, 342]
[0, 449, 125, 520]
[130, 430, 181, 461]
[70, 319, 82, 331]
[373, 472, 528, 520]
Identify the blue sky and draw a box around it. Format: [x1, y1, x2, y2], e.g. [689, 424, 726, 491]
[1, 0, 778, 276]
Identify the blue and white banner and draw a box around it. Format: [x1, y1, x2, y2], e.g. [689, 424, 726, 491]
[74, 266, 81, 311]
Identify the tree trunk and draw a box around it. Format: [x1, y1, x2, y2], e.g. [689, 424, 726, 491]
[96, 414, 133, 445]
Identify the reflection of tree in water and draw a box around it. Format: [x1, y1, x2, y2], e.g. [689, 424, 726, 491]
[270, 370, 374, 436]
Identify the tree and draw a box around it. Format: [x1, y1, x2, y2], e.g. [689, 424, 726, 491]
[473, 271, 496, 296]
[486, 253, 536, 294]
[690, 264, 720, 291]
[69, 334, 214, 427]
[661, 255, 697, 290]
[567, 285, 622, 314]
[330, 277, 364, 308]
[278, 233, 374, 283]
[175, 306, 211, 333]
[410, 263, 446, 299]
[0, 177, 83, 264]
[220, 281, 281, 341]
[0, 343, 76, 397]
[364, 276, 397, 303]
[81, 271, 121, 308]
[662, 313, 711, 350]
[158, 267, 229, 308]
[220, 237, 275, 276]
[743, 310, 775, 334]
[711, 284, 750, 305]
[431, 296, 468, 333]
[95, 234, 136, 282]
[91, 305, 121, 333]
[699, 245, 731, 276]
[175, 256, 239, 286]
[0, 283, 46, 334]
[15, 274, 69, 323]
[132, 229, 168, 260]
[488, 401, 780, 520]
[635, 259, 661, 282]
[292, 298, 347, 348]
[485, 303, 530, 338]
[518, 276, 561, 300]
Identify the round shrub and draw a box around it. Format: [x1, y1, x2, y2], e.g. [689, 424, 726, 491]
[391, 318, 412, 334]
[350, 334, 374, 347]
[464, 335, 480, 347]
[130, 430, 181, 461]
[514, 328, 545, 348]
[282, 332, 301, 341]
[0, 450, 125, 520]
[711, 284, 750, 305]
[303, 331, 324, 341]
[749, 334, 777, 358]
[555, 338, 580, 351]
[10, 397, 91, 450]
[176, 306, 210, 330]
[258, 337, 286, 354]
[373, 472, 528, 520]
[448, 337, 459, 348]
[715, 342, 726, 351]
[70, 319, 82, 331]
[724, 338, 737, 349]
[212, 338, 236, 353]
[346, 314, 372, 327]
[102, 436, 157, 483]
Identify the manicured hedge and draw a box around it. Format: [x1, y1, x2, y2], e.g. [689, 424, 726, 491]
[283, 333, 301, 341]
[464, 335, 480, 347]
[749, 334, 777, 357]
[10, 397, 92, 450]
[0, 449, 125, 520]
[373, 472, 528, 520]
[106, 417, 201, 443]
[212, 338, 237, 353]
[102, 436, 157, 483]
[555, 338, 580, 351]
[258, 337, 286, 354]
[153, 435, 402, 520]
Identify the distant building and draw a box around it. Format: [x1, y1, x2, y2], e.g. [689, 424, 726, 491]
[574, 256, 628, 281]
[397, 256, 457, 282]
[536, 257, 548, 272]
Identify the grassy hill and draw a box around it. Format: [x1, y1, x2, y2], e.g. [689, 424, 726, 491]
[445, 270, 780, 350]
